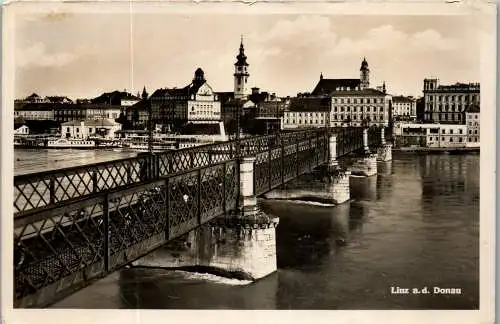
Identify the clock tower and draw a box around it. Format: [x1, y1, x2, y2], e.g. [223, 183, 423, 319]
[234, 37, 250, 100]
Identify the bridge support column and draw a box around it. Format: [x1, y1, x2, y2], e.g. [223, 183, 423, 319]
[133, 156, 280, 281]
[237, 157, 259, 217]
[351, 128, 378, 177]
[377, 127, 393, 162]
[322, 134, 351, 204]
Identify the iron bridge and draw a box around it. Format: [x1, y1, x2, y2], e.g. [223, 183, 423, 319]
[13, 126, 388, 308]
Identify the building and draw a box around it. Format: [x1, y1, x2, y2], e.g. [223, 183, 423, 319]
[394, 122, 468, 148]
[329, 88, 391, 127]
[281, 97, 331, 129]
[392, 96, 417, 121]
[85, 105, 122, 120]
[149, 68, 221, 130]
[14, 125, 29, 135]
[310, 58, 371, 96]
[125, 99, 150, 129]
[422, 78, 480, 124]
[14, 103, 55, 120]
[465, 104, 480, 147]
[61, 119, 122, 140]
[283, 58, 391, 130]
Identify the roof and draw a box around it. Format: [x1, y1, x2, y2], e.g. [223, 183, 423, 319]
[62, 119, 119, 127]
[288, 97, 331, 112]
[311, 78, 361, 96]
[150, 81, 208, 100]
[392, 96, 415, 103]
[46, 96, 73, 103]
[91, 91, 139, 105]
[465, 104, 480, 113]
[330, 88, 387, 97]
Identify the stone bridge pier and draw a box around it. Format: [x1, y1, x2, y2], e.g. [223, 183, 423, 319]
[133, 157, 280, 281]
[350, 128, 378, 177]
[323, 134, 351, 205]
[377, 127, 393, 162]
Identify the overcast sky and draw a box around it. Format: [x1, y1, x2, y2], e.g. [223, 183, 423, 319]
[14, 13, 486, 99]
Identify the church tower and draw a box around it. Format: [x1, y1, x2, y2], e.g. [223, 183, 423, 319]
[234, 37, 250, 99]
[360, 57, 370, 90]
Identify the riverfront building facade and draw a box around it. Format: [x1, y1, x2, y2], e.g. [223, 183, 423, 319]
[422, 78, 480, 124]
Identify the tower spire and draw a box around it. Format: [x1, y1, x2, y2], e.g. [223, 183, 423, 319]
[234, 37, 250, 99]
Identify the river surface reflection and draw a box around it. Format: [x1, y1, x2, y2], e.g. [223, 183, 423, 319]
[50, 153, 479, 309]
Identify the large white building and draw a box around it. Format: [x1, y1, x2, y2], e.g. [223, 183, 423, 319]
[149, 68, 222, 130]
[392, 96, 416, 121]
[394, 122, 469, 148]
[422, 78, 480, 124]
[61, 119, 122, 140]
[282, 87, 391, 129]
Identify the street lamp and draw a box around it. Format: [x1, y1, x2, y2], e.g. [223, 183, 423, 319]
[148, 98, 153, 154]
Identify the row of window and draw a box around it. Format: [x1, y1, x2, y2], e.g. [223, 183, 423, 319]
[285, 114, 386, 124]
[427, 94, 478, 102]
[188, 112, 220, 115]
[428, 136, 479, 143]
[468, 122, 479, 126]
[333, 98, 383, 104]
[333, 106, 385, 113]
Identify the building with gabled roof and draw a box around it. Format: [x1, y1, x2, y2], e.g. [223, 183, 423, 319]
[149, 68, 222, 131]
[311, 58, 371, 96]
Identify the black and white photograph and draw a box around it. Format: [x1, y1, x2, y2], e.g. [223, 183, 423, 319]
[2, 1, 496, 323]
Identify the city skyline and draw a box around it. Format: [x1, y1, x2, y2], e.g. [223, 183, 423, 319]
[15, 13, 486, 100]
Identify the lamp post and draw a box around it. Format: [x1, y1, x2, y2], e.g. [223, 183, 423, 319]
[148, 98, 153, 154]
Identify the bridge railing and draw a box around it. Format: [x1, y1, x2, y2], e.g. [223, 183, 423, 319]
[254, 130, 329, 195]
[14, 158, 239, 308]
[14, 128, 334, 215]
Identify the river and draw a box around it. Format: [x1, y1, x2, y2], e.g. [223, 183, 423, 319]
[15, 149, 479, 309]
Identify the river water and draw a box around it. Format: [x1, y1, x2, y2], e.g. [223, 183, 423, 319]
[15, 149, 479, 309]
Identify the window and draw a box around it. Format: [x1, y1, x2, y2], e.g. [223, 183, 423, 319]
[441, 129, 445, 134]
[459, 129, 463, 134]
[76, 128, 79, 133]
[449, 138, 453, 142]
[450, 129, 453, 134]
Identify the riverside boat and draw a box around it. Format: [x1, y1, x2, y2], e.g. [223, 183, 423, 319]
[47, 138, 96, 149]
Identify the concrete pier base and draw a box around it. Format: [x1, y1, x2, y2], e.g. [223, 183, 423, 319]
[132, 211, 279, 281]
[263, 165, 351, 205]
[377, 144, 393, 162]
[350, 153, 378, 177]
[324, 168, 351, 205]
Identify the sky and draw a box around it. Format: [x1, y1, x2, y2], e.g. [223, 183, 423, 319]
[14, 13, 488, 99]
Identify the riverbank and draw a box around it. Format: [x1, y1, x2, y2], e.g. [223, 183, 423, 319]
[393, 146, 480, 154]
